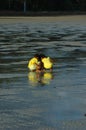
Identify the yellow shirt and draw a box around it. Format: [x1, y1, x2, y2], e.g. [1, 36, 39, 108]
[42, 57, 53, 69]
[28, 57, 38, 70]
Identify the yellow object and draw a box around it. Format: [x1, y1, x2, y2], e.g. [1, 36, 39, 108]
[42, 72, 53, 84]
[28, 72, 53, 86]
[28, 57, 38, 71]
[28, 72, 38, 86]
[43, 72, 52, 79]
[42, 57, 53, 69]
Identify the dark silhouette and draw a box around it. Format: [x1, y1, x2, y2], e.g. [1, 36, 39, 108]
[0, 0, 86, 13]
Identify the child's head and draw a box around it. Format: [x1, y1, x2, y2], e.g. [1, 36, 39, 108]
[34, 54, 39, 58]
[40, 54, 46, 59]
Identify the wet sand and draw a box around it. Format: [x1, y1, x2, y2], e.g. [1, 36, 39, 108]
[0, 15, 86, 24]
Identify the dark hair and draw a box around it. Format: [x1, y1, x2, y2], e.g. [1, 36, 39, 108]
[34, 54, 39, 58]
[39, 53, 46, 58]
[34, 53, 46, 61]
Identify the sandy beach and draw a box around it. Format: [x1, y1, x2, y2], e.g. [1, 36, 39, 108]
[0, 15, 86, 24]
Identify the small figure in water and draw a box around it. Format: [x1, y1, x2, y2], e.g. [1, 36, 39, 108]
[28, 54, 39, 72]
[41, 54, 53, 71]
[28, 53, 53, 72]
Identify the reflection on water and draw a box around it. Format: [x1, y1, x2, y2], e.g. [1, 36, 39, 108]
[28, 72, 53, 86]
[0, 17, 86, 129]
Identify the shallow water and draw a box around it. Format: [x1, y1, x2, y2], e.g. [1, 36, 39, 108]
[0, 16, 86, 130]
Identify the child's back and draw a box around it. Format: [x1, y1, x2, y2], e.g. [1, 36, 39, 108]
[28, 54, 39, 71]
[42, 57, 53, 70]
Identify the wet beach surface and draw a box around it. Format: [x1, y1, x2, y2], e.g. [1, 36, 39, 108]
[0, 16, 86, 129]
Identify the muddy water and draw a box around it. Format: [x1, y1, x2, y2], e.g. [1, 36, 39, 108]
[0, 16, 86, 130]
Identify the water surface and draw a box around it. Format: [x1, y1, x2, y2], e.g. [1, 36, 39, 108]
[0, 16, 86, 130]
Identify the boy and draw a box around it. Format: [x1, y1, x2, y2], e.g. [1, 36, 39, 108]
[28, 54, 39, 71]
[41, 54, 53, 71]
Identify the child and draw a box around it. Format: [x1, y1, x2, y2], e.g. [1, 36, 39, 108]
[28, 54, 39, 71]
[41, 54, 53, 71]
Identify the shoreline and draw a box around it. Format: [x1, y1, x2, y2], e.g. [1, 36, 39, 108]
[0, 11, 86, 24]
[0, 15, 86, 24]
